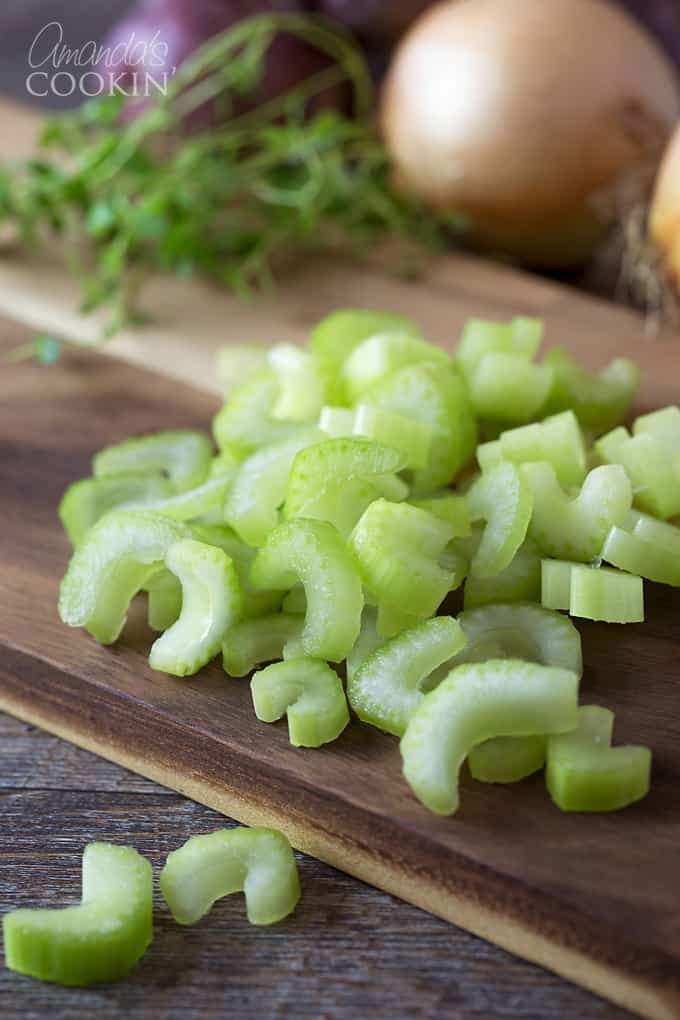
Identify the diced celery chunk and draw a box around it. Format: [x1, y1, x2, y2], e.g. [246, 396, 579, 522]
[409, 493, 471, 536]
[251, 658, 349, 747]
[468, 735, 546, 784]
[222, 613, 303, 677]
[467, 352, 553, 423]
[481, 411, 587, 488]
[342, 332, 450, 402]
[318, 406, 354, 437]
[595, 419, 680, 520]
[569, 565, 644, 623]
[346, 608, 384, 682]
[456, 317, 542, 379]
[213, 371, 307, 456]
[267, 344, 327, 423]
[191, 524, 281, 619]
[463, 537, 541, 609]
[602, 519, 680, 587]
[93, 430, 212, 493]
[541, 559, 578, 611]
[59, 473, 174, 546]
[541, 348, 640, 432]
[146, 568, 182, 631]
[467, 462, 533, 577]
[353, 403, 432, 470]
[131, 475, 233, 521]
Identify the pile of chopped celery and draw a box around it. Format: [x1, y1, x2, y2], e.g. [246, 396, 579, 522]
[58, 309, 679, 819]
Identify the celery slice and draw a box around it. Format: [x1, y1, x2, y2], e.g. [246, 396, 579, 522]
[267, 344, 327, 423]
[541, 558, 577, 611]
[222, 613, 303, 677]
[480, 411, 587, 488]
[59, 473, 174, 546]
[400, 659, 579, 815]
[468, 352, 553, 423]
[375, 602, 424, 638]
[541, 348, 640, 432]
[191, 524, 281, 619]
[93, 430, 212, 493]
[146, 569, 182, 631]
[58, 510, 190, 643]
[569, 564, 644, 623]
[251, 658, 349, 747]
[160, 827, 300, 926]
[463, 537, 541, 609]
[3, 843, 152, 986]
[342, 332, 449, 402]
[217, 344, 269, 395]
[546, 705, 651, 811]
[213, 371, 306, 457]
[476, 439, 504, 473]
[319, 405, 355, 437]
[130, 475, 233, 521]
[209, 449, 242, 478]
[149, 539, 242, 676]
[353, 403, 432, 470]
[602, 522, 680, 587]
[345, 608, 383, 683]
[468, 735, 546, 784]
[467, 462, 533, 577]
[456, 317, 542, 378]
[348, 616, 467, 736]
[595, 419, 680, 520]
[409, 492, 471, 536]
[633, 405, 680, 451]
[250, 519, 363, 661]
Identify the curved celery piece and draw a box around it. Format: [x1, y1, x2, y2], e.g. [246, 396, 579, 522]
[267, 344, 327, 423]
[602, 521, 680, 587]
[467, 462, 533, 578]
[463, 537, 541, 610]
[149, 539, 242, 676]
[349, 499, 457, 619]
[546, 705, 651, 811]
[59, 473, 175, 547]
[319, 405, 354, 437]
[58, 511, 190, 644]
[146, 569, 182, 631]
[353, 403, 432, 470]
[478, 411, 587, 488]
[468, 735, 547, 784]
[3, 843, 152, 987]
[192, 524, 282, 619]
[634, 405, 680, 450]
[541, 558, 578, 611]
[541, 348, 640, 432]
[400, 659, 579, 815]
[409, 492, 471, 536]
[345, 608, 383, 683]
[362, 362, 477, 493]
[453, 602, 582, 675]
[93, 430, 212, 493]
[132, 475, 233, 521]
[342, 331, 450, 403]
[468, 352, 553, 423]
[251, 658, 349, 747]
[595, 420, 680, 520]
[217, 344, 269, 395]
[249, 519, 363, 661]
[284, 438, 406, 537]
[213, 371, 306, 457]
[222, 613, 304, 677]
[456, 317, 543, 379]
[160, 827, 300, 926]
[348, 616, 467, 737]
[569, 564, 644, 623]
[521, 462, 632, 561]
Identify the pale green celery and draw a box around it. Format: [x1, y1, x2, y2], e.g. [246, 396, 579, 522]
[479, 411, 587, 488]
[282, 586, 307, 614]
[633, 405, 680, 451]
[224, 431, 321, 547]
[401, 659, 579, 815]
[348, 616, 467, 736]
[212, 371, 306, 457]
[59, 473, 174, 546]
[222, 613, 303, 677]
[217, 344, 269, 395]
[146, 569, 182, 631]
[595, 422, 680, 520]
[521, 462, 632, 561]
[210, 449, 242, 478]
[476, 440, 503, 472]
[267, 344, 327, 423]
[251, 658, 349, 747]
[310, 308, 422, 405]
[376, 602, 424, 638]
[93, 430, 212, 493]
[130, 475, 233, 521]
[59, 511, 190, 643]
[546, 705, 651, 811]
[362, 362, 477, 492]
[455, 317, 542, 379]
[569, 564, 644, 623]
[511, 316, 545, 352]
[602, 521, 680, 586]
[284, 437, 406, 537]
[467, 462, 533, 577]
[349, 499, 457, 620]
[373, 473, 410, 501]
[149, 539, 242, 676]
[541, 348, 640, 432]
[3, 843, 152, 986]
[160, 827, 300, 926]
[345, 608, 383, 683]
[409, 493, 471, 537]
[249, 519, 363, 661]
[353, 403, 432, 470]
[282, 632, 306, 659]
[319, 405, 354, 437]
[192, 524, 282, 619]
[468, 352, 553, 423]
[342, 331, 450, 402]
[468, 735, 547, 784]
[453, 602, 582, 676]
[541, 559, 578, 611]
[463, 537, 541, 609]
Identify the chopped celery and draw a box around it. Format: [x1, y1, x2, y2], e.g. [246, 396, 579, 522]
[541, 558, 577, 611]
[468, 352, 553, 423]
[348, 616, 467, 736]
[376, 602, 424, 638]
[3, 843, 152, 986]
[94, 430, 212, 493]
[217, 344, 269, 395]
[342, 331, 449, 402]
[467, 462, 533, 577]
[602, 521, 680, 587]
[569, 564, 644, 623]
[212, 371, 306, 457]
[191, 524, 281, 619]
[345, 608, 383, 683]
[58, 510, 190, 644]
[546, 705, 651, 811]
[409, 492, 471, 536]
[541, 348, 640, 432]
[209, 449, 242, 478]
[250, 519, 363, 662]
[131, 475, 233, 521]
[353, 403, 432, 470]
[160, 827, 300, 926]
[634, 405, 680, 451]
[595, 416, 680, 520]
[468, 735, 546, 784]
[146, 568, 182, 631]
[400, 659, 579, 815]
[476, 439, 503, 473]
[463, 537, 541, 609]
[521, 462, 632, 561]
[456, 317, 542, 379]
[319, 405, 354, 437]
[267, 344, 326, 423]
[478, 411, 587, 488]
[251, 658, 349, 747]
[222, 613, 303, 677]
[59, 473, 174, 546]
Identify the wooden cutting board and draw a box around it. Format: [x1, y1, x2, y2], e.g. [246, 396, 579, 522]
[1, 100, 680, 1020]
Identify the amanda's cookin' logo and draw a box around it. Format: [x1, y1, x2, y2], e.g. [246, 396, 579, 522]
[27, 21, 176, 99]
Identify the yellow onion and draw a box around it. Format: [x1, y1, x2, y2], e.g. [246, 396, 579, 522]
[650, 121, 680, 287]
[380, 0, 680, 267]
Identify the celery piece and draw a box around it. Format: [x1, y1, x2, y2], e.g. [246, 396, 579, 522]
[210, 449, 242, 478]
[484, 411, 588, 488]
[160, 827, 300, 926]
[284, 437, 406, 537]
[59, 473, 174, 546]
[267, 344, 327, 423]
[467, 462, 533, 577]
[146, 569, 182, 631]
[541, 558, 577, 611]
[251, 658, 349, 747]
[353, 403, 432, 470]
[362, 362, 477, 493]
[541, 348, 640, 432]
[521, 462, 632, 561]
[59, 510, 190, 644]
[342, 332, 450, 403]
[94, 430, 212, 493]
[345, 608, 383, 683]
[476, 439, 504, 473]
[633, 405, 680, 451]
[281, 632, 306, 660]
[456, 318, 541, 379]
[602, 522, 680, 587]
[250, 519, 363, 661]
[376, 602, 424, 638]
[131, 475, 233, 522]
[569, 565, 644, 623]
[409, 493, 471, 536]
[213, 371, 306, 457]
[546, 705, 651, 811]
[463, 537, 541, 609]
[222, 613, 304, 677]
[217, 344, 269, 395]
[192, 524, 281, 619]
[319, 405, 354, 437]
[468, 735, 547, 784]
[3, 843, 152, 986]
[348, 616, 467, 736]
[468, 352, 553, 423]
[149, 539, 242, 676]
[454, 602, 582, 676]
[401, 659, 579, 815]
[349, 499, 457, 619]
[595, 422, 680, 520]
[310, 308, 421, 405]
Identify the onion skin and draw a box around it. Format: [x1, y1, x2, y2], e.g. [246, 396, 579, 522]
[650, 122, 680, 287]
[381, 0, 680, 267]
